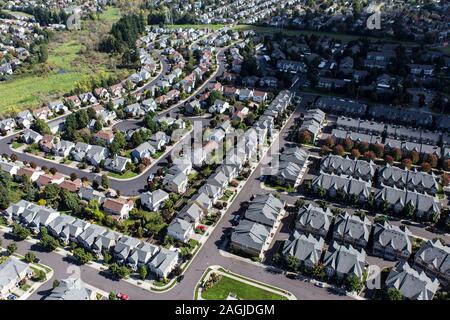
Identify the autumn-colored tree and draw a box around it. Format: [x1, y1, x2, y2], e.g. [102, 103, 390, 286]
[358, 141, 369, 153]
[385, 155, 394, 165]
[363, 151, 376, 161]
[333, 145, 345, 157]
[391, 148, 402, 162]
[343, 138, 354, 152]
[324, 136, 335, 148]
[298, 130, 313, 144]
[421, 162, 431, 173]
[371, 144, 384, 158]
[410, 151, 420, 164]
[402, 158, 413, 169]
[427, 154, 438, 168]
[351, 148, 361, 159]
[441, 173, 450, 187]
[443, 159, 450, 171]
[320, 146, 332, 156]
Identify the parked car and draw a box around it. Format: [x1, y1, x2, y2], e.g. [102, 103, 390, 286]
[116, 293, 129, 300]
[285, 272, 298, 279]
[231, 214, 241, 225]
[315, 282, 327, 288]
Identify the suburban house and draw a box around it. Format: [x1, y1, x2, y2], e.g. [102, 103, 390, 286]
[378, 164, 438, 195]
[267, 146, 309, 187]
[127, 242, 160, 271]
[16, 167, 44, 182]
[21, 129, 43, 144]
[140, 189, 170, 211]
[53, 140, 75, 158]
[320, 155, 375, 182]
[385, 261, 439, 300]
[312, 173, 372, 203]
[374, 186, 441, 220]
[131, 142, 156, 162]
[77, 224, 108, 250]
[45, 276, 94, 300]
[163, 172, 188, 193]
[178, 202, 205, 225]
[0, 257, 32, 299]
[79, 187, 106, 204]
[230, 219, 271, 259]
[332, 212, 372, 249]
[104, 155, 131, 173]
[113, 236, 141, 263]
[85, 145, 109, 166]
[148, 248, 179, 279]
[372, 222, 412, 261]
[295, 204, 333, 238]
[94, 130, 114, 145]
[414, 239, 450, 286]
[190, 192, 213, 212]
[36, 173, 65, 188]
[282, 232, 325, 270]
[323, 242, 367, 281]
[167, 218, 193, 243]
[103, 198, 134, 219]
[47, 214, 76, 238]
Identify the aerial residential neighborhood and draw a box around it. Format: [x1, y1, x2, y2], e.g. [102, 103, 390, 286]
[0, 0, 449, 310]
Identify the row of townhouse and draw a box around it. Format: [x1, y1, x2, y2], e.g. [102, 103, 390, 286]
[2, 200, 179, 279]
[320, 154, 376, 183]
[230, 194, 285, 259]
[289, 203, 448, 299]
[297, 108, 326, 143]
[266, 146, 309, 188]
[167, 90, 292, 244]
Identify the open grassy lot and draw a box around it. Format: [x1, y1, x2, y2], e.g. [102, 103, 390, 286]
[201, 274, 288, 300]
[150, 24, 225, 31]
[0, 6, 128, 115]
[233, 24, 416, 45]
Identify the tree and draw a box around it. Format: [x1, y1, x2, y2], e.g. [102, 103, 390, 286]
[0, 189, 10, 210]
[25, 252, 36, 263]
[84, 200, 104, 222]
[391, 148, 402, 162]
[343, 138, 354, 152]
[7, 243, 17, 255]
[102, 250, 112, 264]
[333, 145, 345, 157]
[421, 162, 431, 173]
[42, 183, 61, 206]
[402, 158, 413, 169]
[428, 154, 438, 168]
[444, 159, 450, 171]
[101, 174, 110, 189]
[145, 212, 167, 236]
[286, 255, 300, 271]
[410, 151, 420, 164]
[358, 142, 369, 153]
[441, 173, 450, 187]
[12, 223, 31, 240]
[386, 287, 403, 300]
[61, 190, 81, 213]
[139, 265, 148, 280]
[345, 275, 363, 292]
[385, 155, 394, 165]
[39, 228, 59, 251]
[72, 247, 94, 265]
[324, 136, 335, 148]
[371, 144, 384, 158]
[108, 263, 131, 279]
[33, 269, 46, 282]
[33, 119, 51, 135]
[351, 148, 361, 159]
[363, 151, 376, 161]
[403, 203, 415, 219]
[298, 130, 312, 144]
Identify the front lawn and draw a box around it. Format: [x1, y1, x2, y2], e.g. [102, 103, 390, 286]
[108, 170, 138, 179]
[201, 274, 288, 300]
[11, 141, 24, 149]
[263, 181, 296, 193]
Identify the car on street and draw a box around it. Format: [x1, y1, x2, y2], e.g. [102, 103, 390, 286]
[116, 293, 129, 300]
[315, 282, 327, 288]
[231, 214, 241, 225]
[285, 272, 298, 279]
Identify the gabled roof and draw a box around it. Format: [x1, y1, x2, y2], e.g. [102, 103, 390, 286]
[385, 261, 439, 300]
[282, 231, 324, 265]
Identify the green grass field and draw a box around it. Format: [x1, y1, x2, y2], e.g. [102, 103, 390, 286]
[151, 24, 225, 31]
[0, 6, 125, 115]
[233, 24, 416, 45]
[99, 7, 121, 23]
[108, 170, 138, 179]
[201, 274, 288, 300]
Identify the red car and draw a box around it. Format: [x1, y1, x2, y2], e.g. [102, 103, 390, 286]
[116, 293, 129, 300]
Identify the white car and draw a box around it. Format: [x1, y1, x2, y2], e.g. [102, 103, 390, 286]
[315, 282, 327, 288]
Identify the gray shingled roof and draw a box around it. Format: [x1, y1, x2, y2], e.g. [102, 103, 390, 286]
[231, 219, 270, 252]
[385, 261, 439, 300]
[244, 193, 284, 227]
[323, 242, 366, 278]
[333, 212, 372, 244]
[373, 222, 412, 254]
[282, 231, 324, 265]
[296, 203, 333, 234]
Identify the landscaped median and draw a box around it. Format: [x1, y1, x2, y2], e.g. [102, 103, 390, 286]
[194, 266, 295, 300]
